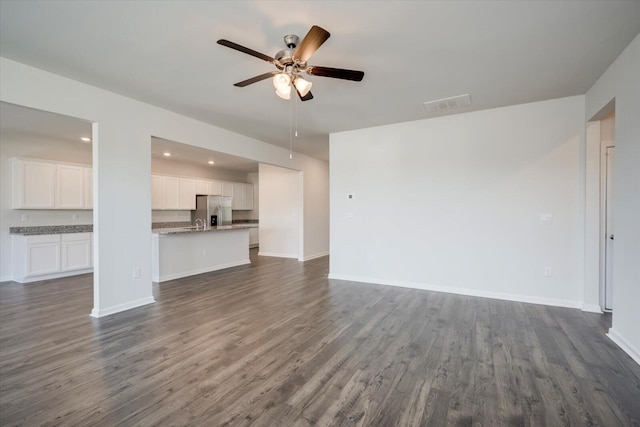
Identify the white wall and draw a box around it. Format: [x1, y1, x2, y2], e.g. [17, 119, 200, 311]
[585, 34, 640, 364]
[258, 163, 301, 259]
[0, 57, 329, 317]
[0, 135, 93, 281]
[301, 159, 330, 261]
[330, 96, 585, 308]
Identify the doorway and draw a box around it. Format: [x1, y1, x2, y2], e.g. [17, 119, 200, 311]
[599, 109, 615, 311]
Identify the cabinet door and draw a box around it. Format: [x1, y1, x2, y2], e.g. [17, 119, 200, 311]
[151, 175, 163, 209]
[163, 176, 180, 210]
[221, 182, 233, 198]
[195, 179, 211, 195]
[232, 183, 244, 209]
[179, 178, 196, 210]
[244, 184, 254, 210]
[62, 233, 92, 271]
[249, 228, 259, 246]
[14, 159, 56, 208]
[56, 164, 85, 209]
[25, 235, 61, 277]
[209, 180, 222, 195]
[84, 167, 93, 209]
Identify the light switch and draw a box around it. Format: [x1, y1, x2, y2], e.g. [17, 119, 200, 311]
[539, 214, 553, 224]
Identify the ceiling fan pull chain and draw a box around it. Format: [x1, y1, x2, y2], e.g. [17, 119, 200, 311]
[289, 93, 293, 159]
[295, 92, 299, 138]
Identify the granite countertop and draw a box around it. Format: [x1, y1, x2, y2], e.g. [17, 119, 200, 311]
[152, 224, 255, 235]
[9, 225, 93, 235]
[10, 221, 258, 236]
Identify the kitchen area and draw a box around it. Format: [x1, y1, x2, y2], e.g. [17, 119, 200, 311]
[1, 103, 262, 285]
[149, 138, 261, 282]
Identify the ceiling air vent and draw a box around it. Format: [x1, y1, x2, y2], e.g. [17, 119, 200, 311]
[423, 94, 472, 113]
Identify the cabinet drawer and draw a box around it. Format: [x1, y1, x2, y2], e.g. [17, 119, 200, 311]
[61, 232, 91, 242]
[26, 234, 60, 244]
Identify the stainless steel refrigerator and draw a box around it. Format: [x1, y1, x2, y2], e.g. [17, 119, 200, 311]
[192, 195, 232, 227]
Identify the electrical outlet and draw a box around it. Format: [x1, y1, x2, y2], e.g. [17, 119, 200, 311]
[202, 249, 207, 256]
[20, 213, 29, 222]
[72, 213, 78, 220]
[133, 267, 141, 278]
[544, 267, 552, 277]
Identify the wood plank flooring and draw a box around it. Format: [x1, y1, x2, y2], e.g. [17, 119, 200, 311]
[1, 249, 639, 426]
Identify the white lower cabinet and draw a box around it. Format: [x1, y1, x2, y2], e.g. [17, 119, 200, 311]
[25, 235, 61, 277]
[12, 233, 93, 283]
[61, 233, 92, 271]
[249, 228, 259, 248]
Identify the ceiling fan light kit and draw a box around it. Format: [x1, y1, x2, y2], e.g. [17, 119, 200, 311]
[217, 25, 365, 101]
[293, 76, 312, 97]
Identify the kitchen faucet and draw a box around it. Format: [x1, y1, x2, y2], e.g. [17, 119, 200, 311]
[194, 218, 205, 230]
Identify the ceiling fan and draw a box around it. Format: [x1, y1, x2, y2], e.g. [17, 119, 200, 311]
[217, 25, 364, 101]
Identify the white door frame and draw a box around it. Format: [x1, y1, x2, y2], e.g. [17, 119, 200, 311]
[600, 142, 615, 311]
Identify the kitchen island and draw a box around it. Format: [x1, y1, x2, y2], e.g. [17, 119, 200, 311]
[151, 225, 252, 282]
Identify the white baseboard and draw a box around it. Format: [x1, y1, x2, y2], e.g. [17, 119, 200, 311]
[11, 269, 93, 284]
[258, 251, 298, 259]
[300, 251, 329, 262]
[327, 273, 582, 309]
[581, 303, 603, 313]
[607, 328, 640, 366]
[0, 275, 13, 283]
[90, 296, 156, 318]
[154, 259, 251, 282]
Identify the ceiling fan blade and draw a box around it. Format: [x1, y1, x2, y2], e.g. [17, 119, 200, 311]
[217, 39, 274, 63]
[293, 25, 330, 63]
[233, 72, 276, 87]
[297, 89, 314, 101]
[306, 66, 364, 82]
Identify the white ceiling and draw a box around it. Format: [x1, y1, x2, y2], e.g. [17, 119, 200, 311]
[151, 137, 258, 173]
[0, 101, 260, 173]
[1, 1, 639, 161]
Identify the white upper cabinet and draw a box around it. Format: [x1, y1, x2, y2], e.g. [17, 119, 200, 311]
[151, 175, 163, 210]
[151, 175, 200, 210]
[209, 180, 222, 195]
[179, 178, 196, 210]
[221, 182, 233, 198]
[162, 176, 180, 210]
[149, 173, 254, 211]
[230, 182, 254, 210]
[231, 182, 244, 210]
[243, 183, 254, 210]
[13, 159, 56, 208]
[195, 179, 211, 196]
[84, 167, 93, 209]
[56, 164, 85, 209]
[12, 158, 92, 210]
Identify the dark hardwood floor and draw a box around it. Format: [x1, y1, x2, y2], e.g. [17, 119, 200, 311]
[1, 249, 639, 426]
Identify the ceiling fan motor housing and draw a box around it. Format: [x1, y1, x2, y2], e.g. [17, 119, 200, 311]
[284, 34, 299, 49]
[275, 48, 294, 68]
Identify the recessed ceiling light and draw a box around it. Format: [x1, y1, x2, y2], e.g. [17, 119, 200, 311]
[163, 152, 171, 157]
[208, 161, 215, 165]
[80, 137, 91, 142]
